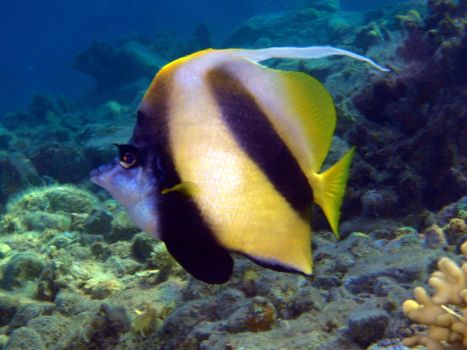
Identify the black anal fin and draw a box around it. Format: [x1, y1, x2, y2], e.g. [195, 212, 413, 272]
[159, 191, 233, 284]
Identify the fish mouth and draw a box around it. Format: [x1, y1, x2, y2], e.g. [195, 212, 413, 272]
[89, 161, 117, 185]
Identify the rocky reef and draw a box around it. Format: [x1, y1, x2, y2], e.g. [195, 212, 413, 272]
[350, 0, 466, 220]
[0, 0, 466, 349]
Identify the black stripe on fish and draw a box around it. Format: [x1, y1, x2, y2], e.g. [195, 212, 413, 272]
[207, 66, 313, 218]
[131, 76, 234, 284]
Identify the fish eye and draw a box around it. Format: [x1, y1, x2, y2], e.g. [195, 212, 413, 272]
[114, 144, 139, 169]
[120, 152, 137, 168]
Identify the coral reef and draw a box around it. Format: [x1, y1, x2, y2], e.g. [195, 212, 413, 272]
[1, 185, 100, 233]
[0, 1, 465, 349]
[351, 0, 466, 217]
[403, 240, 467, 349]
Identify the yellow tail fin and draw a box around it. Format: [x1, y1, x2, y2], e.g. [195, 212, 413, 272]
[308, 147, 355, 238]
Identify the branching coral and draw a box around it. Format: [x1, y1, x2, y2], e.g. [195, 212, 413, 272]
[403, 241, 467, 349]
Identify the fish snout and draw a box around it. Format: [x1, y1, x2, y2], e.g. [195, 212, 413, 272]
[89, 161, 118, 186]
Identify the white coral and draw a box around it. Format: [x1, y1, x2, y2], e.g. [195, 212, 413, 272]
[403, 241, 467, 349]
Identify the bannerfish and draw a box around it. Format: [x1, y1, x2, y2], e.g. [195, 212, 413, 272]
[90, 46, 388, 284]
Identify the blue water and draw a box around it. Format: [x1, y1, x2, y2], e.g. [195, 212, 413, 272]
[1, 1, 466, 349]
[0, 0, 406, 116]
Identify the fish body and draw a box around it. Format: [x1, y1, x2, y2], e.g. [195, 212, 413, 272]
[90, 46, 386, 284]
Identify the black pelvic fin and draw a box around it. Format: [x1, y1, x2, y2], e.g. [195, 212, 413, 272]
[160, 191, 234, 284]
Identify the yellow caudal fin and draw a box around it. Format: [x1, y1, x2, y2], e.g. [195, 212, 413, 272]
[308, 147, 355, 238]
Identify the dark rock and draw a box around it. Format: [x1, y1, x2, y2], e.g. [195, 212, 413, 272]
[226, 296, 277, 333]
[1, 253, 46, 291]
[106, 256, 142, 276]
[29, 94, 58, 119]
[132, 232, 155, 261]
[83, 209, 113, 236]
[82, 303, 131, 350]
[28, 142, 91, 183]
[160, 298, 214, 348]
[343, 274, 374, 294]
[0, 151, 41, 210]
[332, 253, 356, 273]
[4, 327, 46, 350]
[361, 189, 398, 218]
[27, 315, 70, 348]
[352, 0, 467, 218]
[214, 289, 246, 319]
[0, 294, 18, 327]
[291, 288, 324, 318]
[354, 23, 390, 51]
[313, 276, 341, 289]
[54, 290, 99, 316]
[9, 303, 54, 329]
[91, 241, 112, 260]
[0, 128, 12, 148]
[348, 308, 389, 347]
[73, 41, 162, 89]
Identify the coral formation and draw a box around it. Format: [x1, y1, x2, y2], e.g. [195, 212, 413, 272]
[1, 185, 100, 233]
[350, 0, 466, 218]
[0, 1, 465, 349]
[403, 241, 467, 349]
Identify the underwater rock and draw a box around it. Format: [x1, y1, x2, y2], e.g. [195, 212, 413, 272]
[0, 293, 19, 327]
[8, 302, 54, 329]
[8, 184, 98, 215]
[29, 142, 91, 183]
[224, 7, 331, 48]
[54, 289, 100, 316]
[352, 0, 466, 216]
[82, 303, 131, 349]
[27, 315, 71, 348]
[73, 40, 164, 90]
[132, 232, 156, 262]
[227, 296, 277, 333]
[82, 276, 122, 299]
[158, 298, 215, 348]
[2, 185, 101, 234]
[23, 211, 71, 232]
[108, 208, 140, 242]
[348, 308, 390, 347]
[354, 22, 391, 51]
[290, 287, 325, 318]
[1, 94, 75, 130]
[361, 189, 399, 218]
[83, 209, 113, 236]
[90, 241, 112, 261]
[0, 253, 46, 293]
[0, 127, 12, 148]
[0, 242, 12, 259]
[4, 326, 46, 350]
[422, 223, 448, 249]
[395, 9, 423, 30]
[0, 151, 41, 212]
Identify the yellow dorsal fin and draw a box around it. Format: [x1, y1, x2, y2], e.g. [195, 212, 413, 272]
[308, 147, 355, 238]
[278, 70, 336, 172]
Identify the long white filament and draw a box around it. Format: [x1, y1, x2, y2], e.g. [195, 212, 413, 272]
[230, 46, 390, 72]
